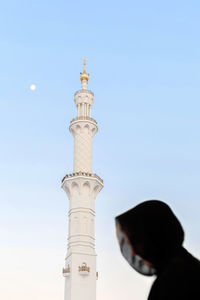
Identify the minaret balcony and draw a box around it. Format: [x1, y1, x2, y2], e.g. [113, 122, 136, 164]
[62, 171, 103, 185]
[70, 116, 97, 125]
[70, 116, 98, 138]
[74, 89, 94, 97]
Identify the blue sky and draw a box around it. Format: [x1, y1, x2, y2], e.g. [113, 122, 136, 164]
[0, 1, 200, 299]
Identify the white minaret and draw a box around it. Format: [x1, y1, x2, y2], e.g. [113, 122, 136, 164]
[61, 58, 103, 300]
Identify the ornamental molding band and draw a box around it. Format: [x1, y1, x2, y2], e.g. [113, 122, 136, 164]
[62, 59, 103, 300]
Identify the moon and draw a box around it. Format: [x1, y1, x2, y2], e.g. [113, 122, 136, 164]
[30, 84, 36, 91]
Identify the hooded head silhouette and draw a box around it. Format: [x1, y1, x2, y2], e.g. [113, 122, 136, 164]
[115, 200, 184, 273]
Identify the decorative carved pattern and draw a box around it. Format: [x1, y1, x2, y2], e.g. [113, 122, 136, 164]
[73, 128, 92, 172]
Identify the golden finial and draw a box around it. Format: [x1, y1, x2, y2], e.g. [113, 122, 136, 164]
[80, 57, 89, 82]
[83, 56, 87, 72]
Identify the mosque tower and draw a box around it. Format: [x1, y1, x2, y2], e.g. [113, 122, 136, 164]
[61, 58, 104, 300]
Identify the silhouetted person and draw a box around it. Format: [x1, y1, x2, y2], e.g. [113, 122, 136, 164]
[115, 200, 200, 300]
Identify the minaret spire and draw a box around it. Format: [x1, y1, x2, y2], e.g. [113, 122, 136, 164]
[80, 56, 89, 89]
[61, 60, 103, 300]
[83, 56, 87, 73]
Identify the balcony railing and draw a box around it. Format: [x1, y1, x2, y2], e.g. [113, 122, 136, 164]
[74, 89, 94, 97]
[70, 116, 97, 124]
[78, 263, 90, 273]
[62, 172, 103, 184]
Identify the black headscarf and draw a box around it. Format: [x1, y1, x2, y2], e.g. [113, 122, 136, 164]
[115, 200, 184, 272]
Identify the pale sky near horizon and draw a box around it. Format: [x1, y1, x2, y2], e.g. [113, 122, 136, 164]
[0, 1, 200, 300]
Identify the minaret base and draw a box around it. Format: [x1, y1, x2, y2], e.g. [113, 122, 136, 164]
[62, 173, 103, 300]
[64, 252, 97, 300]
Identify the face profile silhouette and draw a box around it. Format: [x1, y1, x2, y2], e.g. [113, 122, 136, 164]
[115, 200, 200, 300]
